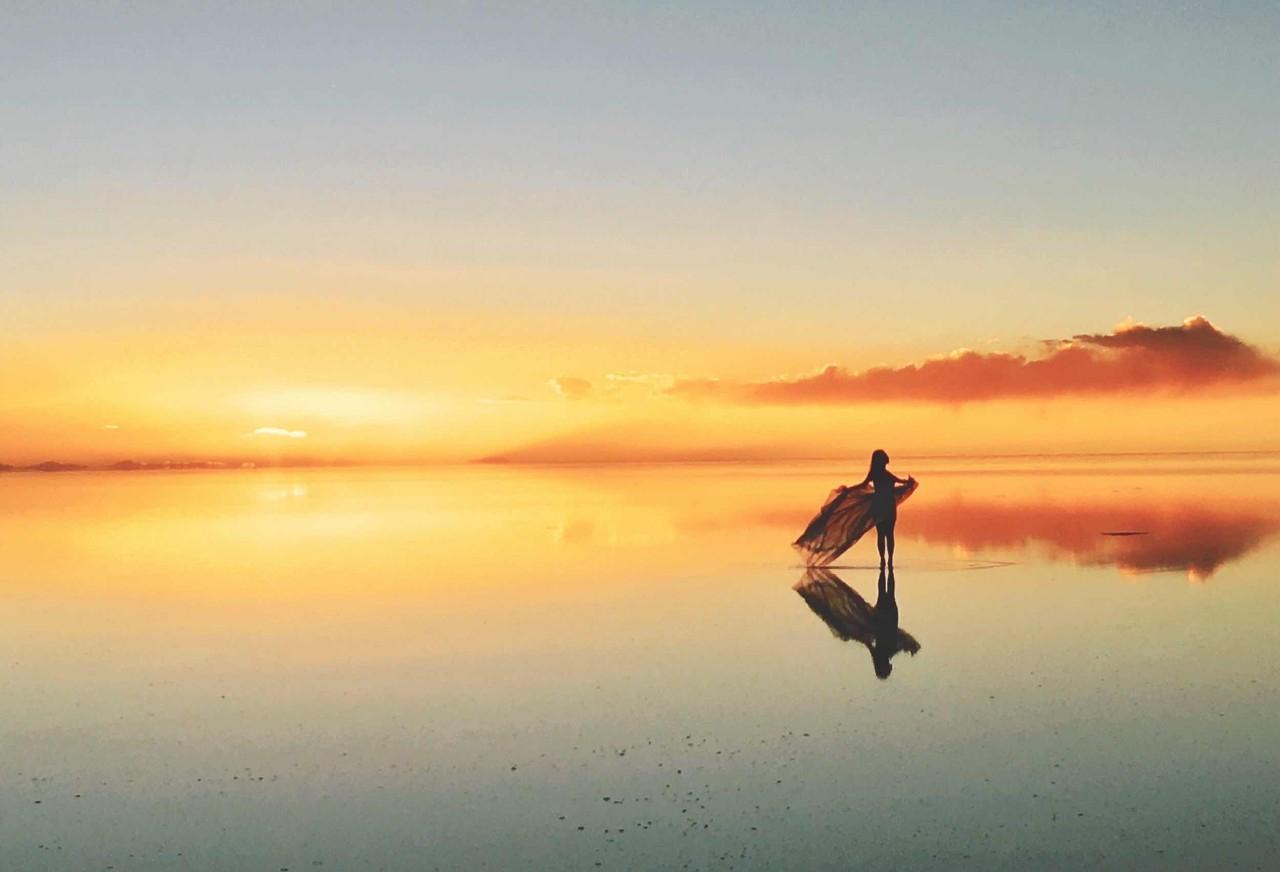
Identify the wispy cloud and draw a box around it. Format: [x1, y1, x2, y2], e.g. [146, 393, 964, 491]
[548, 376, 593, 400]
[670, 317, 1280, 405]
[605, 371, 677, 391]
[478, 394, 533, 405]
[251, 426, 308, 439]
[546, 372, 678, 403]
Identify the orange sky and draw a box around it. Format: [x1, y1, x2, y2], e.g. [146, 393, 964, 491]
[4, 7, 1277, 465]
[2, 303, 1277, 465]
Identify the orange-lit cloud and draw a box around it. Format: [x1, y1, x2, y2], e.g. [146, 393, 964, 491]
[670, 316, 1280, 404]
[605, 372, 677, 391]
[252, 426, 308, 439]
[549, 376, 593, 400]
[547, 372, 679, 404]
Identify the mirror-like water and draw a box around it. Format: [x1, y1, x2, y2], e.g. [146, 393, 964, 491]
[3, 458, 1278, 870]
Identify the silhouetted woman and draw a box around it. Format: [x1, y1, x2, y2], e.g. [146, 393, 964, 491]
[854, 449, 914, 568]
[793, 449, 917, 567]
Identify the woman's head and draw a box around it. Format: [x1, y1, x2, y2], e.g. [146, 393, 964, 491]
[870, 449, 889, 472]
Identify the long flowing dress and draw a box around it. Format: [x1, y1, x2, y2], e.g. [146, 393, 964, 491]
[793, 478, 918, 566]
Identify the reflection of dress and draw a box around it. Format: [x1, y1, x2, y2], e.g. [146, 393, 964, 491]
[793, 568, 920, 659]
[793, 479, 918, 566]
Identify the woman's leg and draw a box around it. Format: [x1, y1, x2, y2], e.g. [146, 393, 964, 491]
[886, 519, 896, 567]
[876, 523, 887, 566]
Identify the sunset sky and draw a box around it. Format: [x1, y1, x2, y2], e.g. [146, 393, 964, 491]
[3, 3, 1277, 464]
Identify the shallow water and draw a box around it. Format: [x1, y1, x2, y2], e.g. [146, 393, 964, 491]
[3, 458, 1279, 870]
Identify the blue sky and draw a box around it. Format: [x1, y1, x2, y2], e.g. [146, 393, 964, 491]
[4, 1, 1277, 351]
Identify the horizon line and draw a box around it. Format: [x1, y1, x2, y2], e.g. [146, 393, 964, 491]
[4, 447, 1280, 474]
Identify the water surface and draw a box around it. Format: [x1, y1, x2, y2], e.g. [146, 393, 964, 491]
[3, 458, 1279, 870]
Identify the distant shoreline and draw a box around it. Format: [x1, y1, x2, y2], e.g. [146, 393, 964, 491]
[3, 449, 1279, 474]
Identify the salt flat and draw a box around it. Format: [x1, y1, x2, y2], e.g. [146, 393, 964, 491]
[3, 457, 1278, 870]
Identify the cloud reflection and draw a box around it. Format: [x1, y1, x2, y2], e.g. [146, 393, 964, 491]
[904, 498, 1280, 580]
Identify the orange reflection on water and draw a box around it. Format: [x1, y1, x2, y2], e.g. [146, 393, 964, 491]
[0, 460, 1277, 605]
[749, 460, 1280, 580]
[904, 497, 1280, 580]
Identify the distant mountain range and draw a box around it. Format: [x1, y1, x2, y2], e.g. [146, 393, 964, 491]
[0, 461, 90, 473]
[107, 460, 240, 471]
[0, 459, 355, 473]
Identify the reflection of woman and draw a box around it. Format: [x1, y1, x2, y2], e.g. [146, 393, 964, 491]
[794, 567, 919, 680]
[870, 567, 901, 679]
[793, 449, 917, 567]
